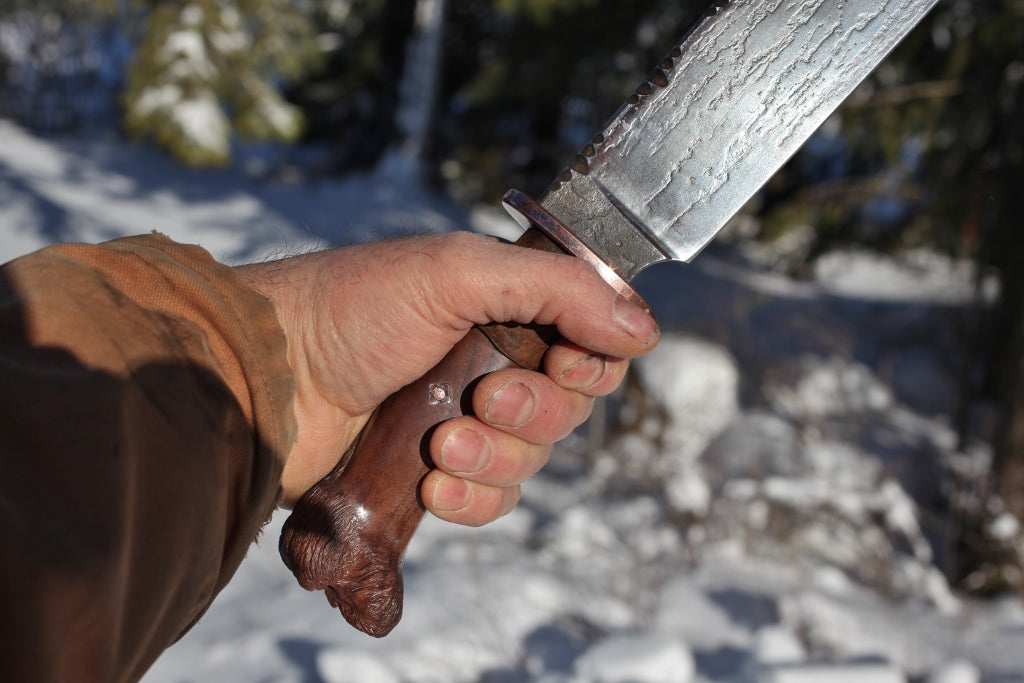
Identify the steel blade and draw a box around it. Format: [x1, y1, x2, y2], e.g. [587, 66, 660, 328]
[535, 0, 939, 280]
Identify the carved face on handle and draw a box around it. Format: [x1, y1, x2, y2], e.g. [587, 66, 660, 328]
[280, 487, 406, 637]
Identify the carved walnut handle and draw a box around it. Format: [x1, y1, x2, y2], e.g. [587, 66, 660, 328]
[279, 228, 564, 637]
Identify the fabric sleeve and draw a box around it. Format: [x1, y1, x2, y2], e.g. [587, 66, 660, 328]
[0, 233, 297, 683]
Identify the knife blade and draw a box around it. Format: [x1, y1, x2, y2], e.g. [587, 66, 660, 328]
[538, 0, 940, 280]
[279, 0, 939, 638]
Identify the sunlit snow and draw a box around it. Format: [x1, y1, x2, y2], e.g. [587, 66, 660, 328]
[2, 121, 1023, 683]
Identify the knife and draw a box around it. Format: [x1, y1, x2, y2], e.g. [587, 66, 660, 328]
[279, 0, 940, 637]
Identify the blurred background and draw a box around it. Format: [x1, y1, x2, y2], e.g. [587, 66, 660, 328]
[3, 1, 1024, 681]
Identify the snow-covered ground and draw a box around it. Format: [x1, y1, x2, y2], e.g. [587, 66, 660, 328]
[3, 120, 1022, 683]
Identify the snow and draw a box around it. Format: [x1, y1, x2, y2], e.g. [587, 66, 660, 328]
[319, 650, 403, 683]
[812, 248, 989, 304]
[4, 120, 1024, 683]
[159, 29, 216, 80]
[173, 93, 231, 155]
[573, 634, 696, 683]
[757, 662, 905, 683]
[927, 660, 982, 683]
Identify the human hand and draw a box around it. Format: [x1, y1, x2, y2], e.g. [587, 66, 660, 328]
[237, 232, 658, 523]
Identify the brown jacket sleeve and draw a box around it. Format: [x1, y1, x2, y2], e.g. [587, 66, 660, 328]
[0, 233, 297, 683]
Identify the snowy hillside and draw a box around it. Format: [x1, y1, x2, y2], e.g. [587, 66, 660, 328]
[3, 121, 1023, 683]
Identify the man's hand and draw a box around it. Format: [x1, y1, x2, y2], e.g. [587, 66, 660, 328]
[237, 232, 658, 525]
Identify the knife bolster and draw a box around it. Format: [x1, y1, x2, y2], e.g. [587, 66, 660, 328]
[502, 189, 651, 316]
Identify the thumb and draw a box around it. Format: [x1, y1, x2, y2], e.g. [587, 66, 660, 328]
[419, 232, 660, 360]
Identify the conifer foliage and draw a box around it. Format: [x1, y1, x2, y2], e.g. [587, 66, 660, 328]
[120, 0, 318, 166]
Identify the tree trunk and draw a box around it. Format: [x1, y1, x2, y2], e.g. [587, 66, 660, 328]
[377, 0, 448, 181]
[992, 265, 1024, 521]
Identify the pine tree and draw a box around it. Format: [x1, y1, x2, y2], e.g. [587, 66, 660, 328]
[121, 0, 319, 166]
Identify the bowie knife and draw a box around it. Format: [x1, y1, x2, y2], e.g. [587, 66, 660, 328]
[280, 0, 940, 637]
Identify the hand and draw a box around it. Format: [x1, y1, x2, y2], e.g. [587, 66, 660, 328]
[236, 232, 658, 524]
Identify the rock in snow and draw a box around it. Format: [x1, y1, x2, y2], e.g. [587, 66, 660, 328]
[632, 334, 739, 463]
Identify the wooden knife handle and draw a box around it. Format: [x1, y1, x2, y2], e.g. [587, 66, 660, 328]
[279, 228, 563, 637]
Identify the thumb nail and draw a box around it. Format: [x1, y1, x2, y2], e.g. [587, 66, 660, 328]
[612, 295, 658, 343]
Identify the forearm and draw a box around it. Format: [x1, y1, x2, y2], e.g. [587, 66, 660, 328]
[0, 234, 295, 682]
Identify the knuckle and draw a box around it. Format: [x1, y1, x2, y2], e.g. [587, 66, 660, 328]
[464, 485, 510, 527]
[438, 230, 477, 255]
[564, 254, 599, 284]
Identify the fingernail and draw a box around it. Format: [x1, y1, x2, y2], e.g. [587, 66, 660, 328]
[441, 428, 490, 474]
[485, 382, 536, 428]
[558, 354, 606, 390]
[613, 295, 658, 343]
[432, 475, 469, 512]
